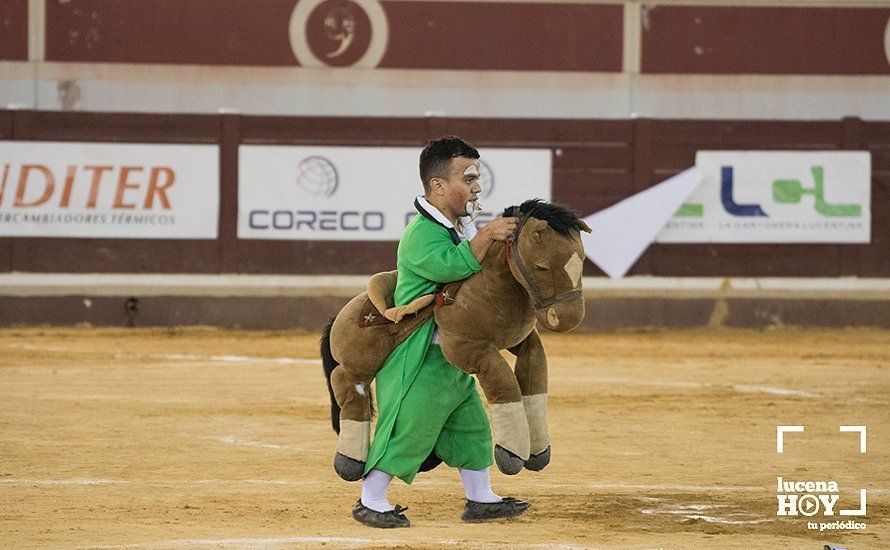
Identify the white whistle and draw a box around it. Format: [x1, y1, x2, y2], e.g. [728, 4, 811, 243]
[466, 200, 483, 221]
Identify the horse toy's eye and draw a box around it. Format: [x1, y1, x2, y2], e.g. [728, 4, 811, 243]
[534, 263, 549, 272]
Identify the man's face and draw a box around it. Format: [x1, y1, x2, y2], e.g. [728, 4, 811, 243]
[437, 156, 482, 218]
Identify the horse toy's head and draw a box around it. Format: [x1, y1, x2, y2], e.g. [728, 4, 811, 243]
[504, 199, 591, 333]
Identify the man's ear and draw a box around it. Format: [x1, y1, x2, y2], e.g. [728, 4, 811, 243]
[429, 177, 445, 196]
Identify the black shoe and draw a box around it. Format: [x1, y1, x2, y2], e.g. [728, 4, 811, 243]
[352, 499, 410, 528]
[460, 497, 531, 523]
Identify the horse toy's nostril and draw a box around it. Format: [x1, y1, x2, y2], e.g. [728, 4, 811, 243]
[547, 308, 560, 328]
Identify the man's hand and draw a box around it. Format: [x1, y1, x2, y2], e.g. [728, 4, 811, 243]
[480, 216, 519, 242]
[470, 216, 519, 264]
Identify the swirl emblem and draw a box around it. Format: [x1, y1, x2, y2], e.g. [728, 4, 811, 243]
[290, 0, 389, 68]
[296, 156, 339, 197]
[885, 16, 890, 66]
[478, 160, 495, 200]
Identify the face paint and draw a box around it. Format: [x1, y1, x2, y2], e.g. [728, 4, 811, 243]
[461, 163, 481, 217]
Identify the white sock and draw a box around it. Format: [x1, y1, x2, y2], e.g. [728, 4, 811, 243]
[459, 467, 502, 503]
[361, 469, 394, 512]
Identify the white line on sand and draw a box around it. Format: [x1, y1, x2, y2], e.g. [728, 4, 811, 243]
[4, 343, 68, 352]
[94, 537, 593, 549]
[4, 344, 322, 365]
[209, 435, 286, 449]
[92, 537, 380, 549]
[0, 478, 118, 485]
[563, 376, 817, 397]
[640, 507, 773, 525]
[640, 502, 773, 525]
[579, 483, 763, 492]
[155, 354, 321, 365]
[414, 479, 764, 492]
[13, 478, 883, 496]
[731, 384, 816, 397]
[0, 479, 320, 486]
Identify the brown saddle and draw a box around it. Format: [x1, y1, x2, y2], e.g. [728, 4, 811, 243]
[357, 270, 462, 345]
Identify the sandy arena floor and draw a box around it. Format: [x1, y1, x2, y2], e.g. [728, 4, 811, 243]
[0, 327, 887, 549]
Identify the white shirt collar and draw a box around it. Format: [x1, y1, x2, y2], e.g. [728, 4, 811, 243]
[415, 195, 477, 241]
[416, 195, 454, 228]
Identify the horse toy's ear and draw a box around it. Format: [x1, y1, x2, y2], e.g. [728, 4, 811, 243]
[526, 218, 549, 242]
[578, 220, 592, 233]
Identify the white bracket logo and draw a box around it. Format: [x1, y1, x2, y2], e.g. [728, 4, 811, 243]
[776, 425, 867, 517]
[839, 425, 867, 453]
[776, 425, 804, 453]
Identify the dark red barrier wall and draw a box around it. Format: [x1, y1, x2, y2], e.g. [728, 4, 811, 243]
[1, 110, 887, 277]
[642, 6, 890, 75]
[45, 0, 623, 71]
[0, 0, 28, 61]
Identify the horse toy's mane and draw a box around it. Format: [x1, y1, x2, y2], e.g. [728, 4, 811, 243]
[502, 199, 582, 237]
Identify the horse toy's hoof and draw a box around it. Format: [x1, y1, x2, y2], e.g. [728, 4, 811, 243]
[334, 452, 365, 481]
[494, 445, 525, 475]
[524, 446, 551, 471]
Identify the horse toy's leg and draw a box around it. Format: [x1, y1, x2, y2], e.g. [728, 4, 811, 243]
[330, 367, 373, 481]
[440, 336, 530, 475]
[321, 319, 372, 482]
[509, 329, 551, 471]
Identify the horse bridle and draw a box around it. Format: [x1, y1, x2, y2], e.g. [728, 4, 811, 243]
[504, 207, 582, 310]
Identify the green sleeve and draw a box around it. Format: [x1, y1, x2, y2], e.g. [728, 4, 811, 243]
[401, 224, 482, 284]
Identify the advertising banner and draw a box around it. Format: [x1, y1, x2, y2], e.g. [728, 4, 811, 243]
[657, 151, 871, 243]
[238, 145, 551, 241]
[0, 141, 219, 239]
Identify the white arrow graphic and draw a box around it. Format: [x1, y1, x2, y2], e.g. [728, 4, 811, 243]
[580, 167, 704, 279]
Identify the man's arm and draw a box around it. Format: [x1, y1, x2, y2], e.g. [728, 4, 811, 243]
[403, 216, 519, 284]
[402, 226, 483, 284]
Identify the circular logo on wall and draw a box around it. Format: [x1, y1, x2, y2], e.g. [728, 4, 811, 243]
[296, 156, 339, 197]
[289, 0, 389, 68]
[884, 16, 890, 66]
[478, 160, 495, 200]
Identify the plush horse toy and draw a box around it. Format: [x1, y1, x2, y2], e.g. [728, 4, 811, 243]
[321, 199, 590, 481]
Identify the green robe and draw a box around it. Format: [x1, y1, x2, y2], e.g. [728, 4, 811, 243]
[363, 211, 492, 483]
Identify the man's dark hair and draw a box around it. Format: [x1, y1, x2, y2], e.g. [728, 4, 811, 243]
[419, 136, 480, 193]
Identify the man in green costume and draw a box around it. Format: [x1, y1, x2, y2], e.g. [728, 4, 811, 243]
[352, 136, 531, 528]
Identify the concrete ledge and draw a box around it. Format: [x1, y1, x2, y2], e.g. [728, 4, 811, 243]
[0, 273, 369, 298]
[1, 274, 888, 329]
[580, 277, 890, 301]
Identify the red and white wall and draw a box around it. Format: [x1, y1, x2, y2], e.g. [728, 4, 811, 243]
[1, 0, 889, 119]
[1, 1, 888, 329]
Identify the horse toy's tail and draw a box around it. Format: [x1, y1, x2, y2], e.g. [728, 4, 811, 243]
[320, 318, 341, 434]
